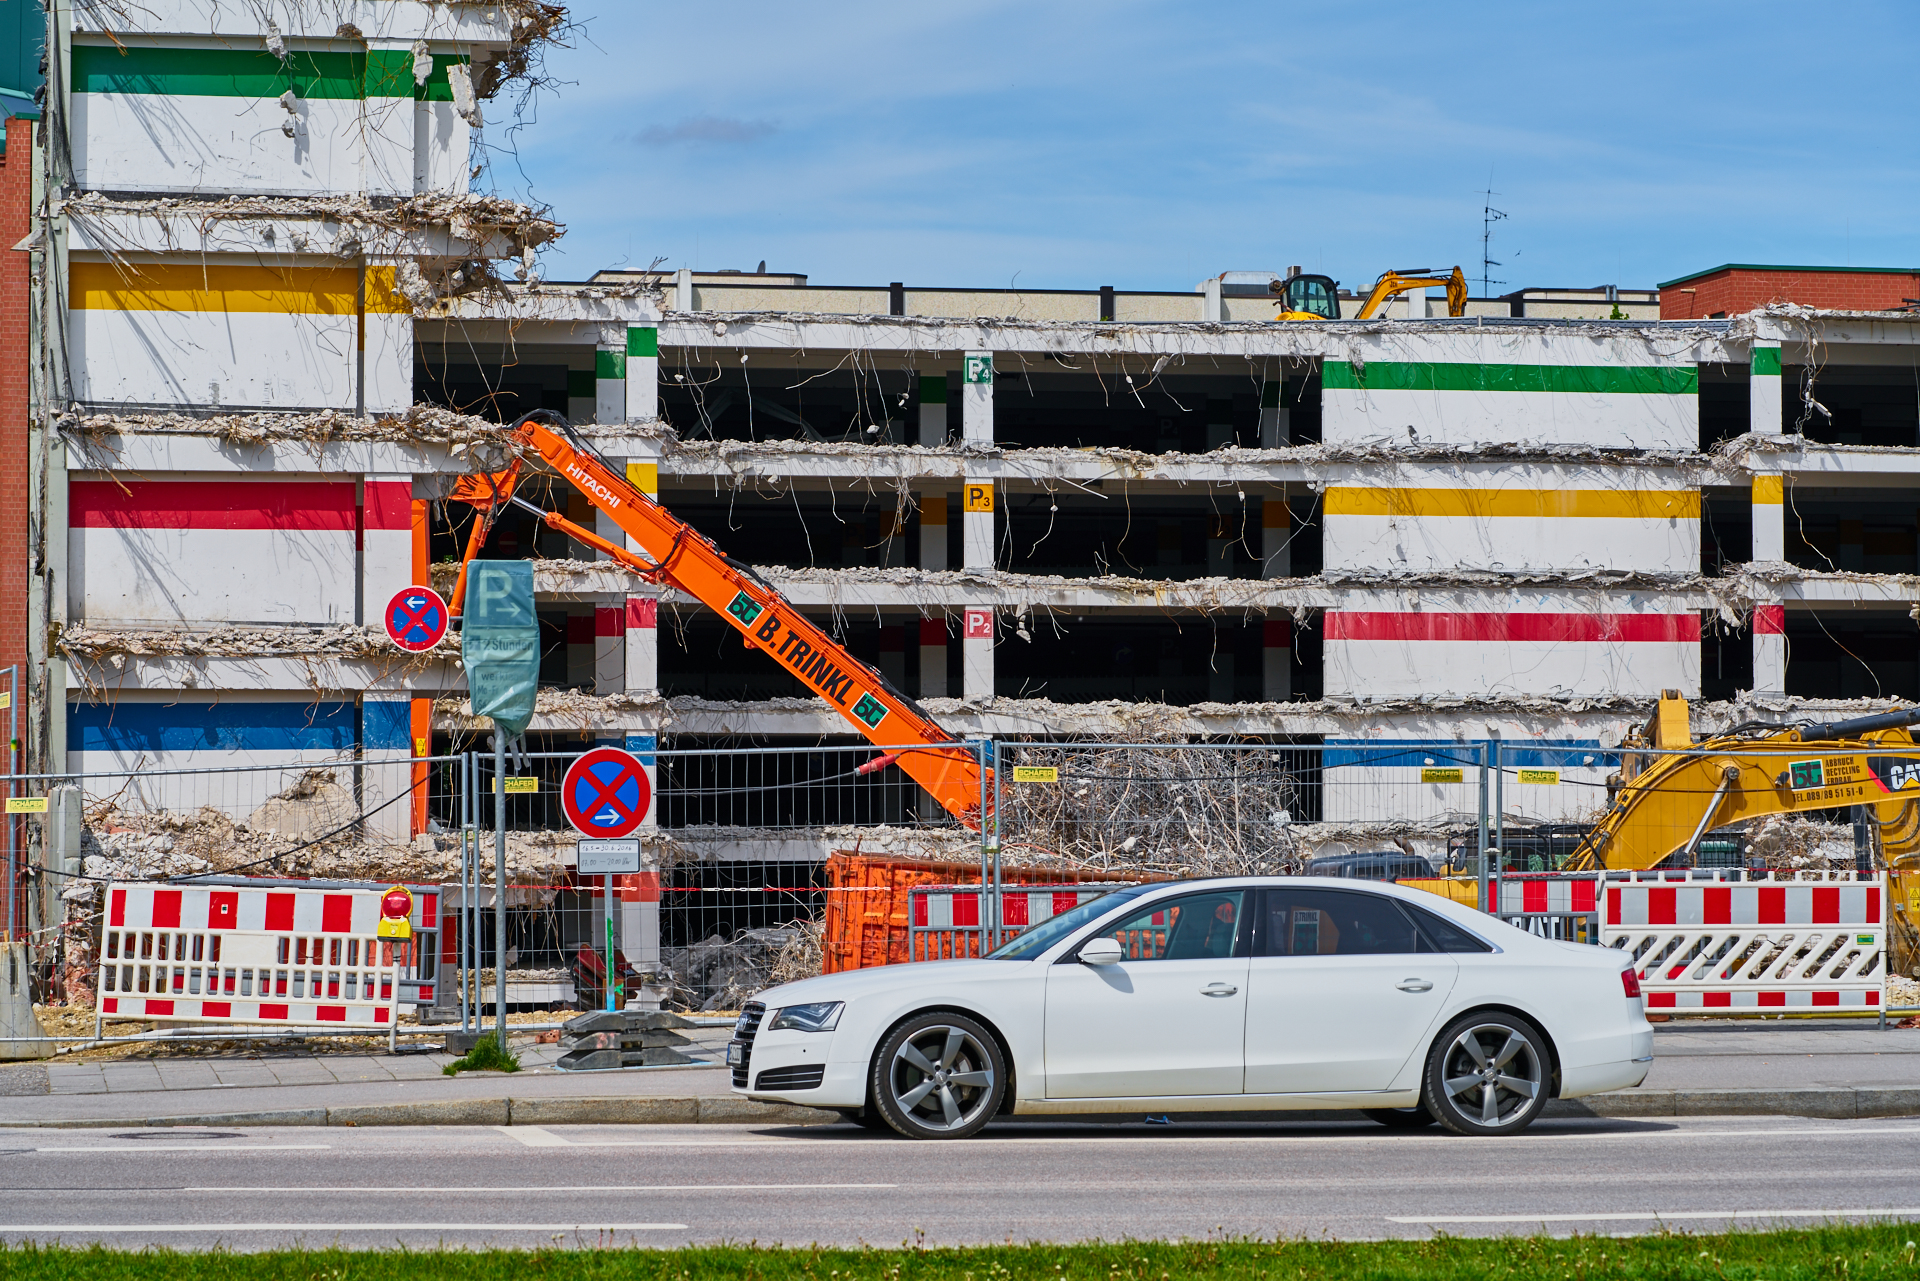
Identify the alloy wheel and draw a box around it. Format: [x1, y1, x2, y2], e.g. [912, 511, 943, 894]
[885, 1023, 997, 1134]
[1436, 1021, 1545, 1129]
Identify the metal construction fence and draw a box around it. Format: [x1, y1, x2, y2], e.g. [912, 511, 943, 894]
[4, 736, 1916, 1024]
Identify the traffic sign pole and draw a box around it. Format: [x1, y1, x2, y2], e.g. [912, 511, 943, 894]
[606, 872, 616, 1011]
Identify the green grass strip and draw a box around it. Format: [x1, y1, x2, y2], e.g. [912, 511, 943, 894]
[441, 1037, 520, 1076]
[3, 1224, 1919, 1280]
[1322, 361, 1699, 395]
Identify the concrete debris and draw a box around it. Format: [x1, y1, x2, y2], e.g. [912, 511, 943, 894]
[64, 191, 560, 253]
[59, 624, 416, 662]
[446, 62, 482, 129]
[1734, 815, 1859, 870]
[661, 432, 1727, 478]
[62, 403, 518, 448]
[1890, 974, 1920, 1007]
[663, 927, 809, 1010]
[434, 687, 670, 734]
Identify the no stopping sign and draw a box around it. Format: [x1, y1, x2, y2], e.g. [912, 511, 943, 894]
[561, 747, 652, 838]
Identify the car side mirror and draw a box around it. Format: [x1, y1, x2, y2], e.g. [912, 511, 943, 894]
[1079, 937, 1125, 966]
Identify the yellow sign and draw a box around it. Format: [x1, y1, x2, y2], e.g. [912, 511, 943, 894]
[1012, 766, 1059, 783]
[1517, 768, 1561, 785]
[964, 482, 995, 513]
[5, 797, 47, 814]
[503, 777, 539, 794]
[1420, 768, 1464, 784]
[0, 691, 9, 709]
[413, 737, 429, 756]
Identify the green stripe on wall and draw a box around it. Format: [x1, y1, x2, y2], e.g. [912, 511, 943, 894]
[626, 326, 658, 358]
[1751, 345, 1783, 376]
[596, 349, 627, 380]
[72, 45, 465, 101]
[1322, 361, 1698, 396]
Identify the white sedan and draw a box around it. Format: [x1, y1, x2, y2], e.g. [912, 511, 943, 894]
[730, 876, 1653, 1139]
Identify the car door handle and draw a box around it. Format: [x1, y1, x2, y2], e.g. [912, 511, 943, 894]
[1396, 978, 1434, 992]
[1201, 983, 1238, 997]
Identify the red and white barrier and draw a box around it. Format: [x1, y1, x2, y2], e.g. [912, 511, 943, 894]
[97, 882, 437, 1025]
[1498, 874, 1599, 917]
[1601, 870, 1885, 1011]
[908, 884, 1123, 963]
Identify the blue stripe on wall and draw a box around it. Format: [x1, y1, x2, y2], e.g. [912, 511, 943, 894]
[362, 698, 412, 752]
[1324, 739, 1617, 771]
[69, 700, 357, 753]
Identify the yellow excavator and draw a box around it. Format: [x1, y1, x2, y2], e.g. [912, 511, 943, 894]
[1405, 691, 1920, 974]
[1274, 266, 1469, 322]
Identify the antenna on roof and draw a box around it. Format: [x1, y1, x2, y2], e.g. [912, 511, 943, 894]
[1480, 187, 1507, 298]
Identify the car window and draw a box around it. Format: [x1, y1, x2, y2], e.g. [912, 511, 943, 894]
[984, 883, 1156, 960]
[1261, 888, 1421, 956]
[1099, 891, 1246, 961]
[1399, 899, 1495, 953]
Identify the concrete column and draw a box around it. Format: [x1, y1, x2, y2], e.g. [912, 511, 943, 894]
[962, 352, 995, 698]
[1261, 494, 1291, 578]
[361, 694, 412, 839]
[919, 618, 948, 698]
[919, 495, 948, 571]
[1206, 397, 1233, 451]
[1259, 379, 1289, 447]
[1206, 515, 1232, 576]
[363, 475, 414, 620]
[1753, 473, 1784, 562]
[594, 604, 626, 693]
[596, 340, 627, 424]
[1202, 276, 1224, 323]
[566, 365, 595, 424]
[360, 41, 415, 198]
[675, 268, 694, 312]
[878, 626, 906, 689]
[621, 733, 661, 977]
[1753, 603, 1787, 697]
[624, 461, 661, 695]
[963, 608, 994, 701]
[626, 325, 659, 421]
[1263, 618, 1292, 701]
[362, 259, 414, 414]
[566, 611, 594, 688]
[919, 374, 948, 446]
[1752, 341, 1783, 436]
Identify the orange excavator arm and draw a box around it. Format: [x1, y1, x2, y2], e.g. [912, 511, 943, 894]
[446, 411, 993, 830]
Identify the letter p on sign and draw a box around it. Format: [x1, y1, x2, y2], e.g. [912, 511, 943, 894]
[964, 483, 994, 513]
[964, 609, 994, 640]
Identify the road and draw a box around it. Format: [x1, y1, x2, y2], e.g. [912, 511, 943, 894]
[4, 1115, 1920, 1249]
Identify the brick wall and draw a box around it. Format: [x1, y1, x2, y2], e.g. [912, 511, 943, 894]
[1661, 266, 1920, 319]
[0, 118, 28, 716]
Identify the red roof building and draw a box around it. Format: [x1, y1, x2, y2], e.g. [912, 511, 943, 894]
[1658, 263, 1920, 319]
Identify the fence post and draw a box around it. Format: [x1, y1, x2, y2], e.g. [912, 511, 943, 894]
[1477, 741, 1491, 913]
[493, 734, 507, 1052]
[989, 739, 1003, 951]
[1491, 731, 1504, 914]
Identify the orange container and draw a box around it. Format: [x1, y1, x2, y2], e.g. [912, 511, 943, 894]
[820, 852, 1153, 973]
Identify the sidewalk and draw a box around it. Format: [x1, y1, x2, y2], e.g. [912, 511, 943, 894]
[0, 1016, 1915, 1128]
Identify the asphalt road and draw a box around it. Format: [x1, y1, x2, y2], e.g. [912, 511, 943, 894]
[4, 1115, 1920, 1249]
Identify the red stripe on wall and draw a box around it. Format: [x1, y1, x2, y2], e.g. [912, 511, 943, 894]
[71, 480, 357, 531]
[363, 481, 412, 531]
[1753, 604, 1786, 635]
[1324, 612, 1701, 643]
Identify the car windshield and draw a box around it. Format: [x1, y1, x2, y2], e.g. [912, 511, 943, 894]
[981, 883, 1158, 960]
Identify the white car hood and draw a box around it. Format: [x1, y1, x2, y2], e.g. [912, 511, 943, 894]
[747, 958, 1019, 1013]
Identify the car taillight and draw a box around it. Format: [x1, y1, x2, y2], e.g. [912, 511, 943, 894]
[1620, 967, 1642, 998]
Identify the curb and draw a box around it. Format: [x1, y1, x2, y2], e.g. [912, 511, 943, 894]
[1551, 1086, 1920, 1119]
[4, 1088, 1915, 1130]
[0, 1096, 842, 1130]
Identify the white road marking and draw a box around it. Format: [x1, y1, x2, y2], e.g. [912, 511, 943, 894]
[0, 1223, 689, 1234]
[1391, 1208, 1920, 1224]
[182, 1184, 895, 1193]
[498, 1126, 571, 1147]
[32, 1145, 332, 1153]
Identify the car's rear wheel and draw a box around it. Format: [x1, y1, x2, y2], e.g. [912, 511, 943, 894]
[1423, 1012, 1550, 1135]
[870, 1011, 1005, 1140]
[1360, 1104, 1436, 1128]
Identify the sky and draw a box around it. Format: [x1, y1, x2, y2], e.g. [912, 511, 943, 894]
[492, 1, 1920, 296]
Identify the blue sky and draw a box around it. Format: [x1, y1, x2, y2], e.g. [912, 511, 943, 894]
[496, 1, 1920, 295]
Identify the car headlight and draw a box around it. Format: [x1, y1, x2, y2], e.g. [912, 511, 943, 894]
[767, 1001, 843, 1033]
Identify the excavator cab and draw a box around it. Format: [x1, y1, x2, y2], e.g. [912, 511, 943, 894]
[1272, 273, 1341, 321]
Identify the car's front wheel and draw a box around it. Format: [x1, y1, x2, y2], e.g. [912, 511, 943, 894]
[870, 1011, 1005, 1140]
[1423, 1012, 1550, 1136]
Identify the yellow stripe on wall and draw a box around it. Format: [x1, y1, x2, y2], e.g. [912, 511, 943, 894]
[69, 262, 413, 315]
[1324, 486, 1700, 520]
[1752, 474, 1784, 505]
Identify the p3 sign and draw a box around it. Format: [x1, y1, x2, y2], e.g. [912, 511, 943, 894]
[561, 747, 653, 839]
[385, 586, 450, 653]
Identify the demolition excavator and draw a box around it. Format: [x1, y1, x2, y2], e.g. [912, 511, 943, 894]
[1408, 691, 1920, 971]
[1274, 265, 1470, 322]
[443, 410, 992, 830]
